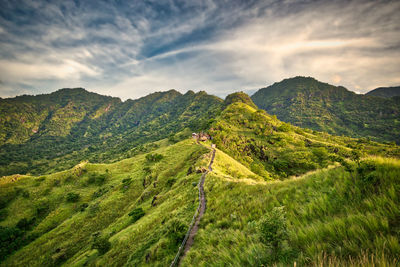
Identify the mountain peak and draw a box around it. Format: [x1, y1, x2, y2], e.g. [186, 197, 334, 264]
[366, 86, 400, 98]
[224, 92, 257, 109]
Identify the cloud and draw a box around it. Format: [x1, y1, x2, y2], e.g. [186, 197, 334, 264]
[0, 0, 399, 99]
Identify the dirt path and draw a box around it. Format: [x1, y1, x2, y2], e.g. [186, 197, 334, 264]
[179, 146, 215, 264]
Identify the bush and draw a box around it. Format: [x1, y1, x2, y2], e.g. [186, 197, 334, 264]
[145, 153, 164, 163]
[259, 207, 288, 251]
[79, 203, 89, 212]
[312, 147, 329, 164]
[16, 218, 35, 230]
[92, 236, 111, 255]
[36, 201, 50, 216]
[357, 161, 381, 193]
[66, 192, 80, 203]
[128, 208, 145, 223]
[87, 172, 107, 185]
[166, 178, 176, 187]
[0, 226, 24, 261]
[93, 188, 108, 199]
[0, 209, 7, 221]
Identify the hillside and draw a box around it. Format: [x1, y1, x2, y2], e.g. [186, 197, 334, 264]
[0, 89, 222, 176]
[366, 86, 400, 98]
[1, 98, 400, 266]
[251, 77, 400, 144]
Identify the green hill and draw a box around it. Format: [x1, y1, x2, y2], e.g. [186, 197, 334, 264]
[251, 77, 400, 144]
[366, 86, 400, 98]
[1, 94, 400, 266]
[0, 89, 222, 176]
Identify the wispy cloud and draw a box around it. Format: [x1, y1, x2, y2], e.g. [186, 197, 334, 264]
[0, 0, 399, 99]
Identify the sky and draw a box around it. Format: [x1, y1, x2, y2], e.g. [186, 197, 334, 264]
[0, 0, 399, 100]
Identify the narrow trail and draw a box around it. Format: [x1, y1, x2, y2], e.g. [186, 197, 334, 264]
[182, 146, 215, 257]
[170, 144, 215, 267]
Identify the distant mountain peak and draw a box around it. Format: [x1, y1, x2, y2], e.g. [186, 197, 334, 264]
[224, 92, 257, 109]
[366, 86, 400, 98]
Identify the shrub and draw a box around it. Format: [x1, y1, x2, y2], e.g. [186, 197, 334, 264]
[16, 218, 35, 230]
[22, 190, 30, 198]
[278, 123, 291, 132]
[128, 208, 145, 223]
[79, 203, 89, 212]
[121, 178, 132, 192]
[88, 203, 100, 216]
[166, 178, 176, 187]
[145, 153, 164, 163]
[93, 188, 108, 199]
[312, 147, 329, 164]
[0, 209, 7, 221]
[357, 161, 381, 193]
[92, 236, 111, 255]
[87, 172, 107, 185]
[0, 226, 24, 261]
[259, 207, 288, 251]
[66, 192, 80, 203]
[36, 201, 50, 216]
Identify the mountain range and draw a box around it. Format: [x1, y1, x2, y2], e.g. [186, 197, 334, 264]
[1, 77, 400, 266]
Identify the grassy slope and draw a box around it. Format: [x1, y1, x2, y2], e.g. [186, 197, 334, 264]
[209, 102, 400, 179]
[183, 154, 400, 266]
[0, 139, 213, 266]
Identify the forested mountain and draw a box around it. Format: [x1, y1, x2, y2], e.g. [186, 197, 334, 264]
[366, 86, 400, 98]
[0, 89, 222, 176]
[251, 77, 400, 144]
[1, 93, 399, 266]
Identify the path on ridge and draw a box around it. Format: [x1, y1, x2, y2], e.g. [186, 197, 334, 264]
[178, 145, 215, 265]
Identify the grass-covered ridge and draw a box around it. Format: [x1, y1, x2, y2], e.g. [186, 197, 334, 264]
[182, 156, 400, 266]
[209, 100, 400, 180]
[0, 139, 214, 266]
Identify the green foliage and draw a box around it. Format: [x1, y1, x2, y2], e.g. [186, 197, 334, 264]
[252, 76, 400, 144]
[35, 200, 50, 216]
[145, 153, 164, 162]
[259, 207, 288, 250]
[0, 226, 24, 261]
[0, 89, 222, 176]
[128, 208, 145, 223]
[366, 86, 400, 98]
[66, 192, 80, 203]
[0, 209, 8, 221]
[16, 218, 35, 230]
[224, 92, 257, 109]
[92, 235, 111, 255]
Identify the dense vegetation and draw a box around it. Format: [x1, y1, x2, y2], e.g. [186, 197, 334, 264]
[251, 77, 400, 144]
[366, 86, 400, 98]
[210, 95, 400, 179]
[1, 87, 400, 266]
[0, 89, 222, 176]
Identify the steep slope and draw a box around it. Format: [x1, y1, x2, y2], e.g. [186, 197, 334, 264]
[209, 93, 400, 179]
[251, 77, 400, 143]
[366, 86, 400, 98]
[0, 88, 121, 145]
[0, 89, 223, 176]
